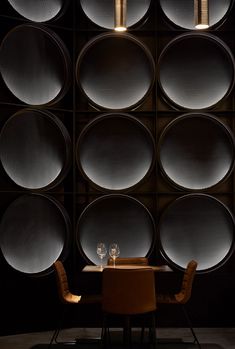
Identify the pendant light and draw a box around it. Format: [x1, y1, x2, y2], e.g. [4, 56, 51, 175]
[194, 0, 209, 29]
[114, 0, 127, 32]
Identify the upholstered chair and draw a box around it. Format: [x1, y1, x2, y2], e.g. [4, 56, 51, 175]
[102, 267, 156, 348]
[49, 260, 101, 347]
[157, 260, 200, 347]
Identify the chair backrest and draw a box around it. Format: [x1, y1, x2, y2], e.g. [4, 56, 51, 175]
[102, 267, 156, 315]
[175, 260, 198, 304]
[53, 260, 81, 304]
[107, 257, 149, 266]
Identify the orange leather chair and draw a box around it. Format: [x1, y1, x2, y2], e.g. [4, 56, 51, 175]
[157, 260, 200, 347]
[102, 267, 156, 347]
[49, 260, 102, 346]
[107, 256, 149, 266]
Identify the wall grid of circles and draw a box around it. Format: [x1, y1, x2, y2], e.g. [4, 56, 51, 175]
[0, 0, 235, 279]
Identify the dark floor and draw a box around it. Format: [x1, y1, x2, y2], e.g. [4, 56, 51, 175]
[0, 328, 235, 349]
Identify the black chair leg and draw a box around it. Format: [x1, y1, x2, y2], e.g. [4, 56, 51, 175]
[123, 315, 131, 347]
[102, 314, 112, 349]
[48, 328, 60, 349]
[48, 306, 78, 347]
[101, 314, 108, 348]
[139, 313, 156, 348]
[48, 306, 63, 348]
[148, 312, 156, 348]
[182, 304, 201, 349]
[140, 326, 145, 344]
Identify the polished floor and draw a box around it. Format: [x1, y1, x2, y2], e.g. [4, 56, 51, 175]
[0, 328, 235, 349]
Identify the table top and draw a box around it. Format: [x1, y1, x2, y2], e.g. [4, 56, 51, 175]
[82, 265, 173, 272]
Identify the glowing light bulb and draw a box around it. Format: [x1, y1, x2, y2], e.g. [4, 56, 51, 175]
[114, 26, 127, 32]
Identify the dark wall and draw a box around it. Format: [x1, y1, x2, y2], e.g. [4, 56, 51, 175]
[0, 0, 235, 335]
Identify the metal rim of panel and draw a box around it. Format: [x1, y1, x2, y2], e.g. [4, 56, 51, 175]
[0, 193, 72, 276]
[158, 193, 235, 273]
[0, 108, 72, 190]
[76, 113, 156, 192]
[0, 23, 71, 106]
[157, 112, 235, 191]
[76, 194, 156, 266]
[76, 32, 155, 111]
[158, 32, 235, 110]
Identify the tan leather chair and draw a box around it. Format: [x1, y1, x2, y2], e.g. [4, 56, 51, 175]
[49, 260, 101, 346]
[157, 260, 200, 347]
[102, 267, 156, 347]
[107, 256, 149, 266]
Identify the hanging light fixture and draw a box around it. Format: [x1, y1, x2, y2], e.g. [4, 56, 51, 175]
[114, 0, 127, 32]
[194, 0, 209, 29]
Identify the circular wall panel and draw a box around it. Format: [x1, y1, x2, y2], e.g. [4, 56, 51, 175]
[159, 0, 233, 30]
[7, 0, 67, 22]
[76, 113, 155, 191]
[76, 33, 155, 110]
[0, 194, 71, 275]
[0, 109, 71, 190]
[0, 24, 71, 105]
[158, 33, 234, 110]
[80, 0, 151, 29]
[77, 195, 155, 265]
[158, 113, 235, 190]
[159, 194, 235, 272]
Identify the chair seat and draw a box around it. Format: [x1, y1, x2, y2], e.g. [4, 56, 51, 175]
[63, 292, 102, 304]
[156, 260, 200, 348]
[50, 260, 102, 347]
[64, 292, 81, 304]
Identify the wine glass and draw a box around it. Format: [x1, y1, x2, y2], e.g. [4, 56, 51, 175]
[96, 242, 107, 269]
[109, 243, 120, 267]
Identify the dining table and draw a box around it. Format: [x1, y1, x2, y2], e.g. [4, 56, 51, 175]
[79, 263, 178, 299]
[80, 263, 175, 344]
[78, 263, 195, 346]
[82, 264, 173, 272]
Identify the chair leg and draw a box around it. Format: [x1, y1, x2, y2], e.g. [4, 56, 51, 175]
[140, 313, 156, 347]
[101, 314, 107, 348]
[140, 326, 145, 344]
[48, 328, 60, 349]
[123, 315, 131, 347]
[101, 313, 111, 348]
[49, 305, 77, 346]
[54, 328, 61, 344]
[48, 305, 64, 348]
[181, 304, 201, 349]
[149, 312, 156, 348]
